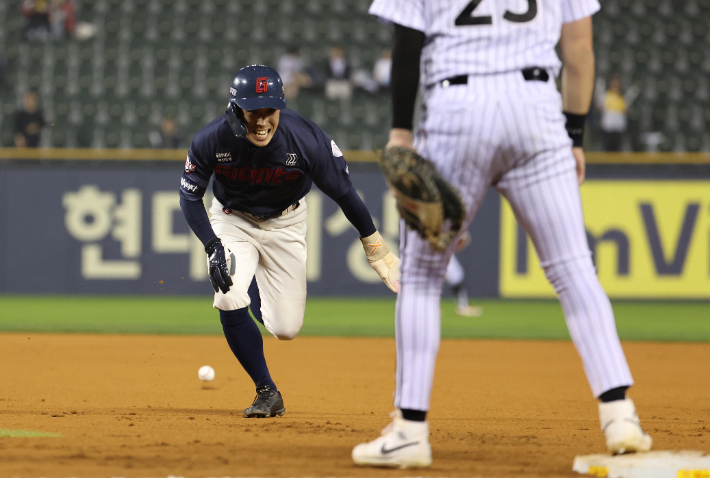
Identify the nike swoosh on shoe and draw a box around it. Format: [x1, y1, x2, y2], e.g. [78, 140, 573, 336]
[380, 441, 420, 454]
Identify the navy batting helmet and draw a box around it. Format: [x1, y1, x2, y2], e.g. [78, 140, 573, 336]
[226, 65, 285, 137]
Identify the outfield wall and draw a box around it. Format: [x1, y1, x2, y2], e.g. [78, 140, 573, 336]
[1, 150, 709, 298]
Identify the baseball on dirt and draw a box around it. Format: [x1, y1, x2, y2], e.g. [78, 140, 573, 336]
[198, 365, 215, 382]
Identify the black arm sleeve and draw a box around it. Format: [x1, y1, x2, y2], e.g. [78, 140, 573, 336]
[391, 23, 426, 130]
[180, 196, 218, 246]
[334, 187, 377, 238]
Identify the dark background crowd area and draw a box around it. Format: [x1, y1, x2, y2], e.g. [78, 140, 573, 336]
[0, 0, 708, 152]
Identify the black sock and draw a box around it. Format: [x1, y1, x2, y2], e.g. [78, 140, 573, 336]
[220, 308, 276, 391]
[401, 408, 427, 422]
[598, 386, 628, 403]
[247, 277, 263, 325]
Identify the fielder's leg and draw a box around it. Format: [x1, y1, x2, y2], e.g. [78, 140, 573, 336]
[492, 76, 651, 453]
[354, 84, 497, 468]
[498, 163, 651, 453]
[390, 83, 496, 416]
[353, 225, 487, 468]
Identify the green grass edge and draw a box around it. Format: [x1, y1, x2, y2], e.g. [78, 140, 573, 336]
[0, 295, 708, 342]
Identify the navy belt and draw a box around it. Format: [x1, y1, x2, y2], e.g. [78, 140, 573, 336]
[438, 67, 550, 88]
[249, 200, 300, 220]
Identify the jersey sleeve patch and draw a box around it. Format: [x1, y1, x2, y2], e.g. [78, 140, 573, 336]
[307, 131, 354, 201]
[331, 139, 343, 157]
[180, 177, 200, 194]
[184, 155, 196, 174]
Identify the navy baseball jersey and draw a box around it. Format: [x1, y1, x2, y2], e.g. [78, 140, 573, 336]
[180, 109, 352, 218]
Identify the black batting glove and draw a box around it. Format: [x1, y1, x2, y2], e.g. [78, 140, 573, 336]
[204, 238, 233, 294]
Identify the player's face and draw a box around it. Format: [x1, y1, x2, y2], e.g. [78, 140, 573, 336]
[242, 108, 280, 147]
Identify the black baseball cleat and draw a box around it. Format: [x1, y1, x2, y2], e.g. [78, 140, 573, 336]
[244, 385, 285, 418]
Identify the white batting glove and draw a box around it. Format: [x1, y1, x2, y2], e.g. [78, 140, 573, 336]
[361, 231, 400, 293]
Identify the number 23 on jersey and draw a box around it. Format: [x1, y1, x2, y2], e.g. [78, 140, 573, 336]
[456, 0, 537, 26]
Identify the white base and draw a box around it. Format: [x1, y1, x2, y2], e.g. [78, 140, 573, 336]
[573, 451, 710, 478]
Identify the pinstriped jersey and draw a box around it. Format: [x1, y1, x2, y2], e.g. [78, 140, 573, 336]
[369, 0, 600, 86]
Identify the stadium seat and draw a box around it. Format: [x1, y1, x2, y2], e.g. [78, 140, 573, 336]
[0, 0, 705, 150]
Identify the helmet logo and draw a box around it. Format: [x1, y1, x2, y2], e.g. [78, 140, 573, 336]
[256, 77, 268, 93]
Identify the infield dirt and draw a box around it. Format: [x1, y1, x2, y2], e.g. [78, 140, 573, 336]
[0, 333, 708, 477]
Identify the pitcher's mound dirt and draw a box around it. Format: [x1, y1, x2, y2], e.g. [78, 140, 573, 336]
[0, 333, 708, 477]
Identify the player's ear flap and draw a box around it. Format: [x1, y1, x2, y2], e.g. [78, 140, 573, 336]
[226, 101, 248, 137]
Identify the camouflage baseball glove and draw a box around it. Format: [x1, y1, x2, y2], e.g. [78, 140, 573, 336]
[379, 146, 466, 252]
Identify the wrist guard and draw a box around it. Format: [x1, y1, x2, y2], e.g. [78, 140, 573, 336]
[361, 231, 400, 293]
[563, 112, 586, 148]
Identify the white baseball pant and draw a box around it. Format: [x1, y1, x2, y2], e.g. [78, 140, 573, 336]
[209, 198, 308, 340]
[395, 71, 633, 411]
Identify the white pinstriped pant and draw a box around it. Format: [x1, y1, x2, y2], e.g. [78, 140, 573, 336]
[395, 71, 633, 411]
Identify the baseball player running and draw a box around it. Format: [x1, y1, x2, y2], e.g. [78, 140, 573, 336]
[180, 65, 399, 418]
[353, 0, 651, 468]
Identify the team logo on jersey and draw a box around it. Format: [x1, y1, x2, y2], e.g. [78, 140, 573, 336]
[222, 207, 232, 215]
[286, 153, 298, 166]
[215, 164, 302, 185]
[331, 140, 343, 157]
[256, 77, 268, 93]
[184, 155, 195, 174]
[216, 152, 232, 162]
